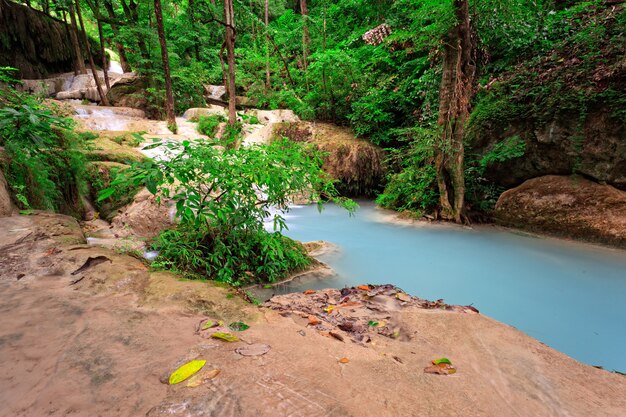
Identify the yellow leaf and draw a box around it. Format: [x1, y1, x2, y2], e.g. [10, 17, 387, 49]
[211, 332, 240, 342]
[323, 305, 334, 314]
[169, 360, 206, 385]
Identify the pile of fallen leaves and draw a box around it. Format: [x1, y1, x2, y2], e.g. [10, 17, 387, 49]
[265, 284, 478, 345]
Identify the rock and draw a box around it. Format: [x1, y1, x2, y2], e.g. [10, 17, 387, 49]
[474, 109, 626, 191]
[182, 106, 226, 120]
[495, 175, 626, 247]
[0, 168, 14, 217]
[105, 74, 150, 112]
[249, 109, 300, 125]
[203, 85, 226, 100]
[271, 122, 386, 196]
[110, 189, 175, 239]
[84, 136, 147, 164]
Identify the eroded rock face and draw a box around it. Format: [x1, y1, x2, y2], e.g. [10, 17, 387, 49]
[111, 189, 175, 239]
[495, 175, 626, 247]
[0, 168, 14, 217]
[474, 109, 626, 190]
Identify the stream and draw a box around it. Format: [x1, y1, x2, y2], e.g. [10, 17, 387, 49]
[261, 201, 626, 372]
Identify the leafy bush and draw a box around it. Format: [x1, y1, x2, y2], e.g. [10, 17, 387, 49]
[0, 68, 86, 215]
[376, 128, 438, 215]
[196, 114, 225, 136]
[101, 138, 356, 285]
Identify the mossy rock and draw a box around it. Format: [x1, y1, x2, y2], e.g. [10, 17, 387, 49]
[84, 137, 148, 165]
[84, 161, 140, 221]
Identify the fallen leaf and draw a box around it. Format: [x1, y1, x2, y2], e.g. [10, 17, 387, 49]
[367, 320, 379, 327]
[329, 331, 344, 342]
[424, 364, 456, 375]
[323, 305, 335, 314]
[308, 315, 321, 326]
[169, 360, 206, 385]
[303, 289, 316, 295]
[186, 368, 220, 387]
[228, 322, 250, 331]
[432, 358, 451, 365]
[211, 332, 240, 342]
[339, 357, 349, 364]
[337, 301, 361, 308]
[395, 292, 411, 302]
[235, 343, 271, 356]
[357, 285, 370, 291]
[201, 320, 216, 330]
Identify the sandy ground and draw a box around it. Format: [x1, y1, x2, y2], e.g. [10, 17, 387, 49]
[1, 212, 625, 417]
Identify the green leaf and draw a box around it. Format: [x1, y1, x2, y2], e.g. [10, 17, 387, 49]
[211, 332, 240, 342]
[201, 320, 216, 330]
[433, 358, 451, 365]
[168, 359, 206, 385]
[228, 322, 250, 331]
[97, 187, 116, 202]
[368, 320, 379, 327]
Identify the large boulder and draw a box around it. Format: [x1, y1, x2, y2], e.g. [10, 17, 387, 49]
[495, 175, 626, 247]
[0, 168, 13, 217]
[110, 189, 175, 239]
[105, 74, 151, 113]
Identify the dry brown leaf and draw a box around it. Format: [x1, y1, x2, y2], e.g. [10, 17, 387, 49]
[357, 285, 370, 291]
[308, 315, 321, 326]
[329, 331, 345, 342]
[339, 357, 349, 364]
[337, 301, 362, 308]
[303, 290, 316, 295]
[186, 368, 221, 387]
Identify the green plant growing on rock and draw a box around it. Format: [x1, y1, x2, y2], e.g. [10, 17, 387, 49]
[0, 67, 86, 215]
[196, 114, 226, 137]
[100, 138, 356, 285]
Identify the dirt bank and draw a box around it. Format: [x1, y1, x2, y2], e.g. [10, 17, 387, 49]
[1, 212, 625, 417]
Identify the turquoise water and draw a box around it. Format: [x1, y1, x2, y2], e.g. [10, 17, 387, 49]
[271, 201, 626, 372]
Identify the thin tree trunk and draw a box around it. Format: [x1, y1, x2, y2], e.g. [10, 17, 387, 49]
[94, 0, 110, 89]
[300, 0, 309, 71]
[154, 0, 177, 132]
[264, 0, 270, 90]
[223, 0, 237, 126]
[435, 0, 475, 223]
[188, 0, 200, 60]
[103, 0, 132, 72]
[68, 4, 87, 74]
[75, 0, 109, 105]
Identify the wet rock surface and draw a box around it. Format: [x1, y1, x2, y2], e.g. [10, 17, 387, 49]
[1, 212, 626, 416]
[496, 175, 626, 247]
[0, 168, 13, 217]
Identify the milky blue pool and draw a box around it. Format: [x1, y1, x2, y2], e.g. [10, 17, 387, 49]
[269, 201, 626, 372]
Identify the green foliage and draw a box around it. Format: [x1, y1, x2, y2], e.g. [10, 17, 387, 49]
[101, 138, 356, 284]
[0, 68, 85, 215]
[376, 128, 438, 215]
[196, 114, 225, 136]
[478, 136, 526, 174]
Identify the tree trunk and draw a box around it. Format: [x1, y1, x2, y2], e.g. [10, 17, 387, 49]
[103, 0, 132, 72]
[264, 0, 270, 90]
[94, 0, 110, 89]
[223, 0, 237, 126]
[75, 0, 109, 105]
[188, 0, 200, 61]
[154, 0, 177, 132]
[435, 0, 475, 223]
[68, 4, 87, 74]
[300, 0, 309, 71]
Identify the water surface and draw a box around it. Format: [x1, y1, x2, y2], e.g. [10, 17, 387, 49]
[271, 201, 626, 371]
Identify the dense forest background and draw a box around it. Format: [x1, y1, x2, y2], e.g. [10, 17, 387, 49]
[1, 0, 625, 221]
